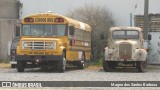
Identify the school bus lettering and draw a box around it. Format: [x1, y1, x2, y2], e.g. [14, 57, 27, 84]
[34, 18, 54, 22]
[47, 18, 53, 22]
[35, 18, 46, 22]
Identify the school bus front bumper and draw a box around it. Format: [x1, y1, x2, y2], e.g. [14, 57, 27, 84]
[15, 55, 62, 61]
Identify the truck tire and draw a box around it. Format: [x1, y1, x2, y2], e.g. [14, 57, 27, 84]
[103, 59, 116, 72]
[57, 52, 66, 73]
[77, 52, 85, 69]
[110, 62, 116, 69]
[137, 61, 147, 72]
[17, 61, 25, 72]
[103, 60, 113, 72]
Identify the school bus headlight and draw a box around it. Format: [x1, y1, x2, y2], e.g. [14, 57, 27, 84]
[50, 42, 56, 49]
[24, 43, 28, 47]
[22, 42, 28, 49]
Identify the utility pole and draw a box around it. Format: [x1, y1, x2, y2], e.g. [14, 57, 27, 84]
[130, 13, 132, 26]
[144, 0, 149, 40]
[143, 0, 149, 50]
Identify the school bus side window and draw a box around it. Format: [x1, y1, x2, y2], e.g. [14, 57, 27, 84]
[83, 31, 90, 42]
[69, 26, 75, 36]
[74, 28, 79, 39]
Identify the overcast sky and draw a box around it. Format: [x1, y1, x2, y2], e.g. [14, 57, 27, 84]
[20, 0, 160, 26]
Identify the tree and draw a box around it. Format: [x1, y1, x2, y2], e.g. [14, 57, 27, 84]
[66, 4, 115, 60]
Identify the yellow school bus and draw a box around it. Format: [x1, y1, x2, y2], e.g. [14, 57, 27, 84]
[15, 12, 91, 72]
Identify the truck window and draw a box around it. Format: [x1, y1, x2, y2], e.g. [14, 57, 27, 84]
[112, 30, 139, 39]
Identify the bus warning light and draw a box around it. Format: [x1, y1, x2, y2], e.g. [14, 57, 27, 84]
[54, 18, 64, 23]
[24, 18, 34, 22]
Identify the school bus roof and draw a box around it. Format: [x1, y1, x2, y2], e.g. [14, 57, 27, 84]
[22, 13, 91, 32]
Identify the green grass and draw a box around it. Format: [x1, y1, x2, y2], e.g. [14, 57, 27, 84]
[91, 58, 103, 67]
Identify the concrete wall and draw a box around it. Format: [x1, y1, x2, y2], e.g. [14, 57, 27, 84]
[0, 0, 18, 19]
[0, 19, 20, 60]
[0, 0, 19, 60]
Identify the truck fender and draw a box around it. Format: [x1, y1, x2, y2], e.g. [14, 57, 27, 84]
[135, 49, 147, 61]
[104, 47, 114, 60]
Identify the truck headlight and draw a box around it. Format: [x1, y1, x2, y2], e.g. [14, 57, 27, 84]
[108, 49, 114, 55]
[50, 42, 56, 49]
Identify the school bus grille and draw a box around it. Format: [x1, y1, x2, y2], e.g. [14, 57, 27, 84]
[119, 43, 132, 59]
[22, 41, 56, 50]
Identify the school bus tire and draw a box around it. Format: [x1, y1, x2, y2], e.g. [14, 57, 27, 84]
[17, 61, 26, 72]
[57, 52, 66, 73]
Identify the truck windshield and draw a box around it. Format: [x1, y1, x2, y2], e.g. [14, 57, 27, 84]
[22, 24, 66, 36]
[112, 30, 139, 39]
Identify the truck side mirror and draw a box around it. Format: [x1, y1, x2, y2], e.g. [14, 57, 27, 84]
[148, 34, 151, 40]
[69, 26, 75, 36]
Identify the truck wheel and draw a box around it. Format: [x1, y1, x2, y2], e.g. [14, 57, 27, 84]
[57, 52, 66, 73]
[137, 61, 147, 72]
[103, 59, 116, 72]
[78, 52, 85, 69]
[17, 61, 25, 72]
[110, 62, 116, 69]
[103, 60, 110, 72]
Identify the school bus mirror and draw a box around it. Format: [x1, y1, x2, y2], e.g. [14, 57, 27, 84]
[15, 25, 21, 37]
[69, 26, 75, 35]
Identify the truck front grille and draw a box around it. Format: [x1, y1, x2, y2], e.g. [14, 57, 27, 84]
[119, 43, 132, 59]
[22, 41, 56, 50]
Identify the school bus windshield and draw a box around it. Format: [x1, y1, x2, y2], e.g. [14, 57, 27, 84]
[22, 24, 66, 36]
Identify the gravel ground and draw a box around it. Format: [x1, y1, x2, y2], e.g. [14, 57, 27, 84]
[0, 65, 160, 90]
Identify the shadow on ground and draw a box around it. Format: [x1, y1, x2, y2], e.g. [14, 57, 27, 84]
[17, 66, 84, 73]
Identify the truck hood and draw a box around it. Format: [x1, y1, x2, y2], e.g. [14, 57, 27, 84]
[114, 40, 137, 45]
[112, 40, 140, 49]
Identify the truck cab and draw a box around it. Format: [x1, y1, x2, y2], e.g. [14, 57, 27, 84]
[103, 27, 148, 72]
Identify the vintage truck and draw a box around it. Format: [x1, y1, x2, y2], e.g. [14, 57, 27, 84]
[103, 27, 151, 72]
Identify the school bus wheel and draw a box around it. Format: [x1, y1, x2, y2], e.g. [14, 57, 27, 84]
[77, 52, 85, 69]
[57, 51, 66, 73]
[17, 61, 26, 72]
